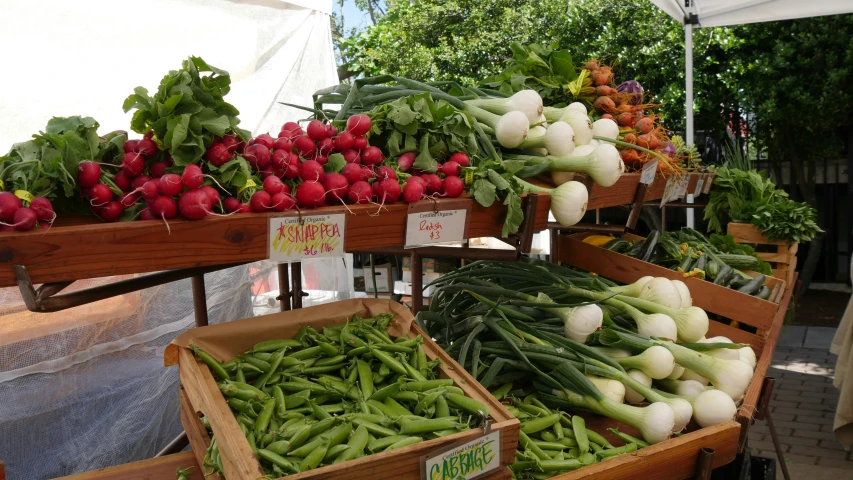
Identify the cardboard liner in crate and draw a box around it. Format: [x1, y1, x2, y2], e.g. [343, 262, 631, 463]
[164, 298, 519, 480]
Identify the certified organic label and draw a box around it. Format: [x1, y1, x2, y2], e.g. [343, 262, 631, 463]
[694, 174, 705, 196]
[660, 178, 678, 207]
[423, 430, 501, 480]
[406, 209, 467, 248]
[676, 176, 689, 198]
[269, 214, 345, 261]
[640, 159, 658, 185]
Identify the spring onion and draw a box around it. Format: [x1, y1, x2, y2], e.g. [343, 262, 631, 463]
[692, 389, 738, 427]
[612, 346, 675, 380]
[516, 178, 589, 227]
[586, 376, 626, 403]
[655, 378, 707, 398]
[520, 121, 575, 156]
[623, 369, 652, 405]
[466, 89, 543, 125]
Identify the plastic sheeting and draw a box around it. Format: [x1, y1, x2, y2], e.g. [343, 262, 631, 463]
[648, 0, 853, 28]
[0, 0, 337, 151]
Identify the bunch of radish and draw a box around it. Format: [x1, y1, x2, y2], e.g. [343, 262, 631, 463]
[0, 192, 54, 231]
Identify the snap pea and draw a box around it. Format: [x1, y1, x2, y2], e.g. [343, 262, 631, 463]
[384, 436, 423, 451]
[521, 413, 561, 434]
[369, 383, 400, 401]
[287, 424, 313, 449]
[273, 386, 287, 419]
[234, 367, 246, 383]
[255, 399, 276, 436]
[318, 342, 339, 357]
[257, 449, 297, 472]
[239, 355, 272, 372]
[370, 348, 409, 375]
[400, 418, 458, 435]
[383, 397, 413, 416]
[284, 390, 311, 409]
[445, 392, 489, 417]
[351, 418, 398, 437]
[357, 359, 374, 399]
[323, 444, 350, 462]
[190, 345, 229, 381]
[368, 434, 410, 452]
[607, 428, 649, 448]
[253, 339, 301, 353]
[255, 349, 285, 389]
[308, 417, 338, 437]
[400, 379, 454, 391]
[434, 395, 450, 418]
[299, 442, 328, 471]
[287, 345, 323, 360]
[572, 415, 589, 455]
[391, 391, 420, 403]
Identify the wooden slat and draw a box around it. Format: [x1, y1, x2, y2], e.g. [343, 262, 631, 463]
[55, 452, 202, 480]
[557, 233, 779, 330]
[178, 319, 519, 480]
[552, 422, 740, 480]
[179, 388, 221, 480]
[0, 194, 550, 288]
[755, 251, 796, 264]
[727, 223, 787, 245]
[577, 172, 707, 211]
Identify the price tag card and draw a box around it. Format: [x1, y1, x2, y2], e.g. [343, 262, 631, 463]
[640, 159, 658, 185]
[660, 178, 678, 207]
[405, 208, 468, 248]
[703, 173, 714, 194]
[423, 430, 501, 480]
[268, 213, 345, 261]
[676, 176, 689, 198]
[693, 174, 706, 196]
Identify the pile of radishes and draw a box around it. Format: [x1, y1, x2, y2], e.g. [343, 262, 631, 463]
[0, 192, 55, 232]
[219, 113, 468, 216]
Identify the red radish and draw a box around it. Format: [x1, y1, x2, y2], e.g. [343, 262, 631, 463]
[278, 128, 300, 141]
[151, 196, 178, 219]
[283, 162, 299, 179]
[299, 160, 325, 182]
[347, 181, 372, 204]
[77, 161, 102, 188]
[635, 117, 655, 134]
[237, 204, 252, 214]
[89, 184, 114, 206]
[346, 114, 372, 136]
[273, 137, 293, 151]
[442, 176, 464, 198]
[249, 191, 272, 212]
[0, 192, 21, 222]
[2, 207, 38, 231]
[423, 174, 442, 194]
[376, 165, 397, 181]
[402, 181, 426, 203]
[326, 124, 338, 138]
[376, 179, 402, 203]
[150, 160, 170, 178]
[281, 121, 301, 133]
[288, 152, 300, 166]
[322, 173, 349, 203]
[179, 189, 213, 220]
[259, 166, 275, 180]
[397, 152, 415, 172]
[352, 136, 368, 151]
[144, 130, 155, 139]
[335, 131, 355, 151]
[270, 193, 295, 212]
[140, 208, 156, 221]
[342, 149, 360, 164]
[181, 164, 204, 189]
[114, 170, 133, 192]
[263, 175, 287, 195]
[295, 181, 327, 208]
[408, 175, 427, 188]
[29, 197, 54, 223]
[122, 152, 145, 176]
[123, 140, 140, 154]
[271, 150, 289, 170]
[131, 175, 153, 190]
[223, 197, 242, 213]
[251, 134, 275, 150]
[205, 142, 231, 167]
[244, 144, 271, 170]
[372, 180, 382, 198]
[315, 155, 328, 166]
[99, 202, 124, 222]
[201, 186, 220, 207]
[222, 133, 243, 153]
[158, 174, 183, 197]
[140, 181, 160, 201]
[119, 192, 140, 208]
[294, 136, 316, 157]
[318, 137, 335, 155]
[342, 163, 363, 184]
[449, 152, 469, 167]
[361, 146, 384, 166]
[440, 161, 461, 177]
[307, 120, 327, 141]
[136, 138, 158, 158]
[361, 166, 376, 181]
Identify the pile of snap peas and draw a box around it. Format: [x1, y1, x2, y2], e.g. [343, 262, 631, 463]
[491, 384, 645, 480]
[190, 314, 490, 477]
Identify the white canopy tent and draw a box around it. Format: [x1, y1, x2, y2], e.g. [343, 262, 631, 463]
[647, 0, 853, 146]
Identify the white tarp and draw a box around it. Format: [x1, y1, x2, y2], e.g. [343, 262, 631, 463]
[0, 0, 337, 152]
[649, 0, 853, 27]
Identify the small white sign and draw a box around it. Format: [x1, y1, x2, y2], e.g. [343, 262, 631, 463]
[694, 174, 705, 196]
[423, 430, 501, 480]
[703, 173, 714, 194]
[660, 178, 678, 208]
[676, 176, 689, 198]
[268, 213, 346, 261]
[405, 209, 467, 248]
[640, 160, 658, 185]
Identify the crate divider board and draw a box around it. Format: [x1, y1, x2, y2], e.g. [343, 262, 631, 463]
[727, 222, 797, 285]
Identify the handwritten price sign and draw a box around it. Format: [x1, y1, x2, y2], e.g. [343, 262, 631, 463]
[268, 214, 345, 261]
[405, 209, 467, 248]
[423, 430, 501, 480]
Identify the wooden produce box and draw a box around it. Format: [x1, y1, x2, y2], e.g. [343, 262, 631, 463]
[728, 222, 797, 285]
[558, 232, 785, 344]
[165, 298, 519, 480]
[573, 172, 712, 210]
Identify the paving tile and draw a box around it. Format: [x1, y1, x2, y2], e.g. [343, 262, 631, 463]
[796, 415, 835, 425]
[782, 453, 818, 464]
[750, 424, 792, 437]
[804, 327, 838, 350]
[775, 421, 822, 431]
[816, 457, 853, 469]
[774, 407, 806, 416]
[779, 325, 807, 347]
[790, 446, 850, 459]
[793, 430, 840, 441]
[821, 424, 837, 433]
[752, 439, 787, 452]
[779, 436, 820, 447]
[799, 403, 837, 414]
[817, 439, 848, 451]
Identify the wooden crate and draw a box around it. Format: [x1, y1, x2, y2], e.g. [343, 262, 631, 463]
[728, 222, 797, 285]
[571, 172, 712, 210]
[558, 232, 785, 340]
[0, 194, 550, 288]
[167, 298, 519, 480]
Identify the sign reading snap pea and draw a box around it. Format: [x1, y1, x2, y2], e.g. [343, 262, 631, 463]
[423, 430, 501, 480]
[268, 213, 345, 261]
